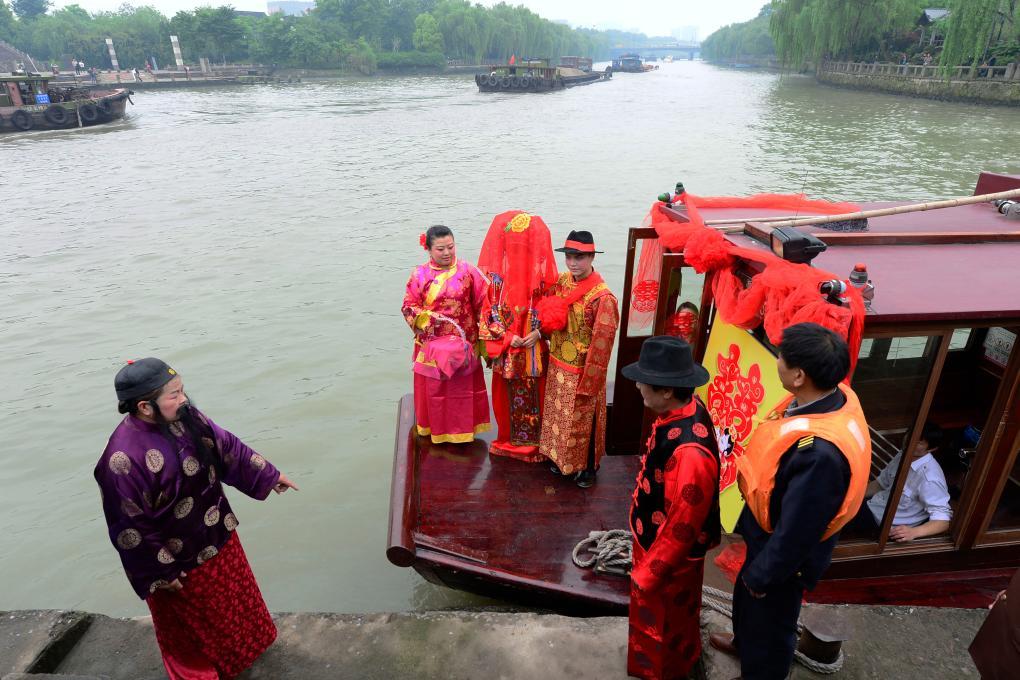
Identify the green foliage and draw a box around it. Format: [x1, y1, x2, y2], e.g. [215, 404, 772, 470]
[940, 0, 1020, 69]
[1, 0, 618, 71]
[340, 35, 376, 73]
[0, 0, 16, 41]
[376, 48, 443, 68]
[769, 0, 925, 67]
[702, 8, 774, 61]
[412, 12, 442, 52]
[11, 0, 47, 20]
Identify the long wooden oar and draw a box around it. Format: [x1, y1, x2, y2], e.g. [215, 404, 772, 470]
[704, 187, 1020, 231]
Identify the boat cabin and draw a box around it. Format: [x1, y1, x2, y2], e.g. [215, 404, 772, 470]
[612, 53, 645, 72]
[0, 74, 51, 107]
[611, 171, 1020, 604]
[560, 56, 593, 72]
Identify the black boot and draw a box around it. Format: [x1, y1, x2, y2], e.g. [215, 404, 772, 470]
[549, 463, 564, 476]
[574, 468, 596, 488]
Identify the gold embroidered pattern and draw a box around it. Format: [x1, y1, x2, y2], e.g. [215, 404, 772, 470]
[117, 528, 142, 550]
[108, 452, 131, 475]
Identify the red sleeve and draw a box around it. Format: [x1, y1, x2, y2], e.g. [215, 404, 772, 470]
[576, 295, 619, 396]
[631, 442, 718, 592]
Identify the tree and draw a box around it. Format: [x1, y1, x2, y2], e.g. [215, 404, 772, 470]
[412, 12, 442, 52]
[12, 0, 48, 20]
[0, 0, 16, 41]
[940, 0, 1020, 69]
[770, 0, 924, 67]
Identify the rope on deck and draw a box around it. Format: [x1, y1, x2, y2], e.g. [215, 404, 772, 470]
[573, 531, 844, 674]
[571, 530, 632, 575]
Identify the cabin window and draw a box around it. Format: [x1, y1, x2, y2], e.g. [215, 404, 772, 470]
[837, 334, 942, 545]
[851, 335, 940, 433]
[988, 454, 1020, 531]
[659, 263, 705, 347]
[949, 328, 973, 351]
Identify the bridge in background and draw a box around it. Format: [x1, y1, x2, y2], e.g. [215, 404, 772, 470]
[608, 42, 701, 61]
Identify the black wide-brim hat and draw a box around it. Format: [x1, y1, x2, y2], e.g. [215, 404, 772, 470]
[554, 230, 604, 254]
[621, 336, 710, 388]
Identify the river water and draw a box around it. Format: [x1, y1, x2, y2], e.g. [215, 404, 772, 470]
[2, 61, 1018, 616]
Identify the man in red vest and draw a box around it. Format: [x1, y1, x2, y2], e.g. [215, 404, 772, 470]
[710, 322, 871, 680]
[623, 336, 720, 679]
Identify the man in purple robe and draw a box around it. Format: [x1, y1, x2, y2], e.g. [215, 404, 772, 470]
[95, 357, 297, 679]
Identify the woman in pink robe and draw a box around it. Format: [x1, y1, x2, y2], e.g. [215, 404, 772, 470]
[402, 225, 491, 444]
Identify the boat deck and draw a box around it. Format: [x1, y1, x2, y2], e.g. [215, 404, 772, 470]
[390, 394, 640, 614]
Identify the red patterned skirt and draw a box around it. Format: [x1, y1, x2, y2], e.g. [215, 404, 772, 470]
[146, 533, 277, 679]
[628, 545, 705, 680]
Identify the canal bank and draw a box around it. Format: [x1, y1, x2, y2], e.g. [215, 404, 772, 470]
[1, 604, 988, 679]
[816, 60, 1020, 106]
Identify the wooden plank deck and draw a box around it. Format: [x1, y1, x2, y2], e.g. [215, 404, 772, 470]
[390, 394, 640, 615]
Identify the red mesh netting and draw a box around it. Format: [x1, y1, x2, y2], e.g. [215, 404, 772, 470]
[633, 192, 867, 375]
[477, 211, 559, 345]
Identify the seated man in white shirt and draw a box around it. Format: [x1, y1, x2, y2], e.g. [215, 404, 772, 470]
[846, 423, 953, 541]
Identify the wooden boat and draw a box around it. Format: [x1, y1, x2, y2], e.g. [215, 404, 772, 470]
[475, 59, 610, 93]
[612, 53, 658, 73]
[1, 72, 131, 133]
[388, 170, 1020, 614]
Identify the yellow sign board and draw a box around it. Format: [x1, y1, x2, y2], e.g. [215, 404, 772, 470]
[696, 321, 786, 531]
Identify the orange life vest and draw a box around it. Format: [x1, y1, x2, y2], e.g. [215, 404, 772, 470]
[736, 383, 872, 541]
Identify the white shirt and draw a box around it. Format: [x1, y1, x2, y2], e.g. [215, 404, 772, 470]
[867, 452, 952, 527]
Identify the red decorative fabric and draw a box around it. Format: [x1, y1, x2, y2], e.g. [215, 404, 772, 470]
[637, 192, 867, 375]
[534, 271, 605, 333]
[713, 542, 747, 585]
[146, 533, 276, 680]
[477, 210, 558, 349]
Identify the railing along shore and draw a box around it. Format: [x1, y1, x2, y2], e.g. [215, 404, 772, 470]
[822, 60, 1020, 82]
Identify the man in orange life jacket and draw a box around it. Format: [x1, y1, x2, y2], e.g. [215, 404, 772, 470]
[710, 322, 871, 680]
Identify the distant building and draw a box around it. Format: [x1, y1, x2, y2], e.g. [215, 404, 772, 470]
[235, 10, 268, 18]
[267, 1, 314, 16]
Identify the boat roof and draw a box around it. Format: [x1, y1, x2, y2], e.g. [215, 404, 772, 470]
[672, 197, 1020, 324]
[0, 73, 49, 82]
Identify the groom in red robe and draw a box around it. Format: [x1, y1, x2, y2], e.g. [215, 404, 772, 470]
[622, 336, 721, 680]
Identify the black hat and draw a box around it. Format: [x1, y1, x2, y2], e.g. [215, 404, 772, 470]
[115, 358, 178, 402]
[621, 336, 709, 388]
[554, 230, 604, 254]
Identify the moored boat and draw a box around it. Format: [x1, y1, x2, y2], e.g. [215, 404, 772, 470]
[388, 171, 1020, 614]
[1, 72, 132, 133]
[475, 59, 610, 93]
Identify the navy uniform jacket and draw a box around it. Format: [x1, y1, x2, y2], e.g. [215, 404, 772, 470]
[736, 389, 851, 593]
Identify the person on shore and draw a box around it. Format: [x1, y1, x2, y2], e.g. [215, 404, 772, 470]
[969, 568, 1019, 679]
[623, 336, 720, 680]
[73, 57, 79, 75]
[844, 422, 951, 541]
[536, 230, 619, 487]
[90, 67, 98, 85]
[477, 211, 558, 461]
[710, 322, 871, 680]
[95, 358, 298, 679]
[133, 67, 142, 82]
[402, 225, 490, 444]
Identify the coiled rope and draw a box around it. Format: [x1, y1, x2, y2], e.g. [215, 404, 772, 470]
[573, 530, 844, 674]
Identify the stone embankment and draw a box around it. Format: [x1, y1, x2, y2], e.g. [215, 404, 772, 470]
[817, 60, 1020, 105]
[1, 604, 987, 679]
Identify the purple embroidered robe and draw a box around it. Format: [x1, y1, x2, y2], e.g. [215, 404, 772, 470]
[94, 410, 280, 599]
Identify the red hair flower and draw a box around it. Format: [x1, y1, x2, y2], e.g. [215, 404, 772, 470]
[419, 233, 428, 250]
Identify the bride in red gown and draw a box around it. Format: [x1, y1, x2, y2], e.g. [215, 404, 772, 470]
[477, 211, 559, 461]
